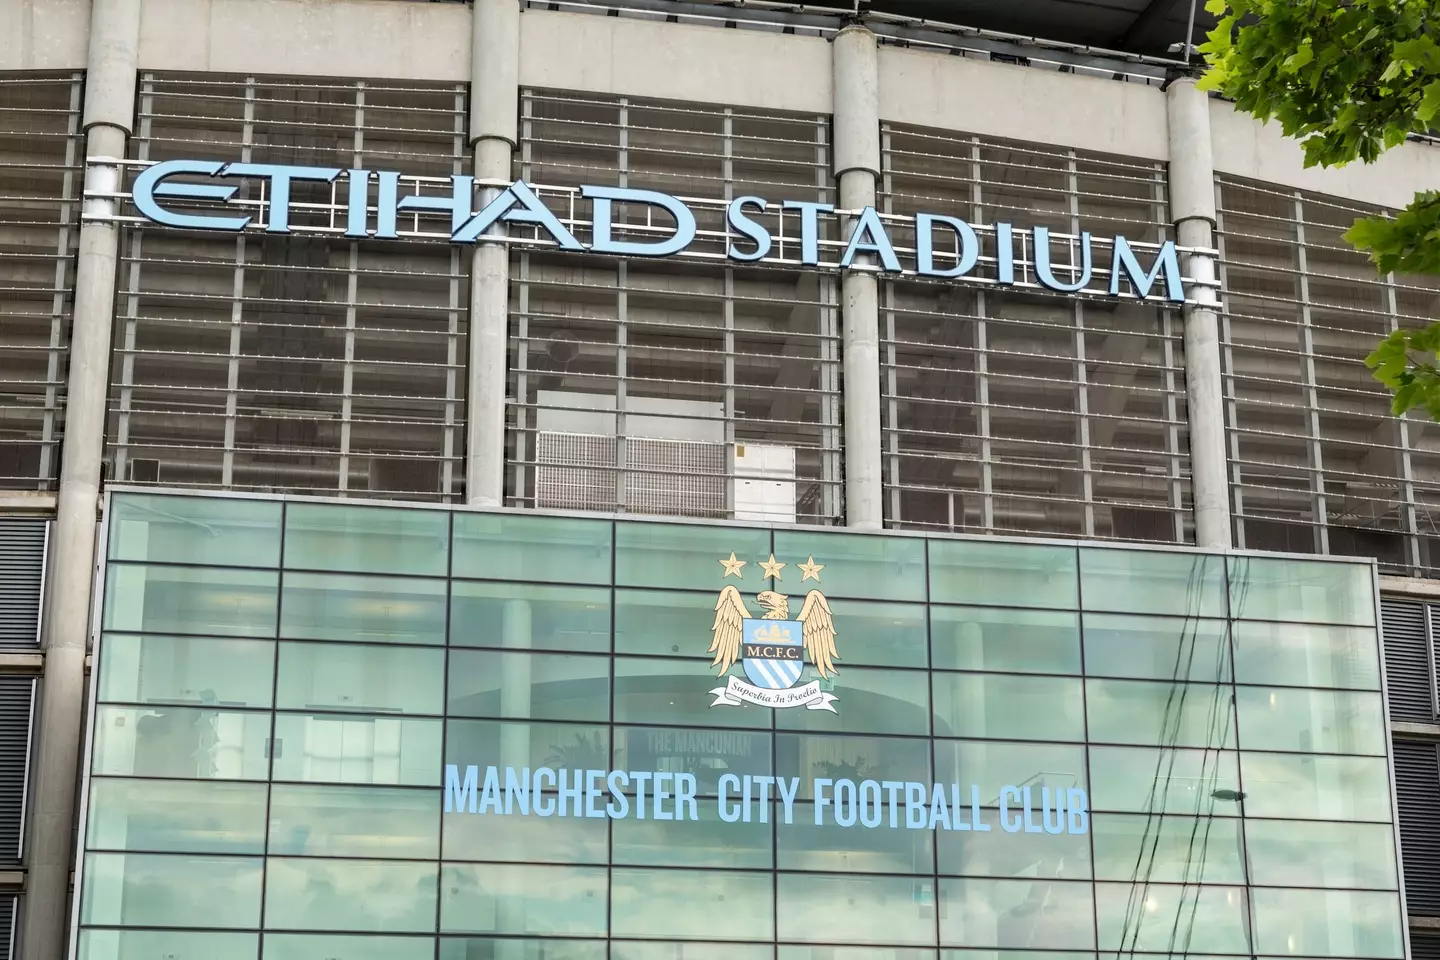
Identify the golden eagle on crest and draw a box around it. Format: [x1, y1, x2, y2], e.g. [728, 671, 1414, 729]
[708, 585, 839, 679]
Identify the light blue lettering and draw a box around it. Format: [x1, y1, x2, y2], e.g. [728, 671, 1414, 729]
[834, 779, 857, 828]
[631, 771, 652, 820]
[904, 782, 928, 830]
[396, 174, 476, 235]
[1033, 226, 1093, 292]
[557, 768, 582, 817]
[452, 180, 584, 250]
[221, 162, 342, 234]
[718, 774, 741, 823]
[533, 767, 556, 817]
[375, 171, 401, 239]
[838, 207, 902, 272]
[1110, 235, 1185, 302]
[585, 769, 606, 819]
[345, 168, 369, 238]
[916, 213, 979, 278]
[132, 160, 249, 231]
[654, 772, 674, 821]
[444, 763, 478, 814]
[859, 780, 882, 828]
[478, 766, 503, 814]
[1000, 786, 1022, 833]
[741, 775, 753, 824]
[996, 222, 1017, 285]
[950, 783, 969, 831]
[504, 766, 530, 816]
[585, 185, 697, 257]
[1067, 788, 1090, 835]
[753, 775, 774, 824]
[814, 778, 833, 825]
[928, 784, 952, 831]
[882, 781, 903, 828]
[1043, 786, 1065, 835]
[970, 785, 990, 832]
[676, 772, 698, 821]
[606, 770, 630, 819]
[782, 200, 834, 265]
[726, 196, 772, 261]
[1022, 786, 1043, 833]
[776, 776, 799, 825]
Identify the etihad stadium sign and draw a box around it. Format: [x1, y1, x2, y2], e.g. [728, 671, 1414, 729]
[121, 159, 1188, 303]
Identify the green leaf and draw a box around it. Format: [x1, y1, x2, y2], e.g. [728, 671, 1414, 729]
[1420, 80, 1440, 125]
[1283, 42, 1314, 73]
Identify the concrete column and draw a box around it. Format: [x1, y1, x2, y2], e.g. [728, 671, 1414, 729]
[466, 0, 521, 506]
[26, 0, 141, 955]
[1165, 78, 1232, 549]
[833, 25, 883, 531]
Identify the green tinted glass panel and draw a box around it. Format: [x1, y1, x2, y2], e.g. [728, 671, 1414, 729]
[931, 607, 1080, 674]
[939, 877, 1094, 948]
[933, 673, 1084, 741]
[444, 794, 609, 864]
[612, 807, 773, 869]
[263, 858, 437, 932]
[1081, 614, 1230, 681]
[268, 784, 439, 859]
[1086, 745, 1240, 815]
[929, 539, 1077, 609]
[615, 521, 769, 590]
[1080, 549, 1226, 617]
[78, 930, 258, 960]
[1232, 622, 1380, 689]
[280, 572, 446, 645]
[86, 778, 267, 854]
[781, 872, 933, 945]
[98, 634, 275, 708]
[92, 705, 271, 780]
[1085, 678, 1236, 748]
[776, 666, 929, 736]
[825, 599, 928, 667]
[783, 949, 938, 960]
[615, 725, 773, 796]
[613, 867, 773, 940]
[778, 733, 931, 799]
[110, 494, 282, 567]
[103, 564, 277, 638]
[625, 945, 771, 960]
[1094, 882, 1249, 953]
[450, 581, 610, 652]
[271, 713, 441, 787]
[263, 935, 435, 960]
[779, 800, 933, 873]
[447, 649, 610, 722]
[1251, 888, 1403, 958]
[1090, 812, 1243, 883]
[1237, 686, 1387, 755]
[615, 589, 715, 658]
[773, 529, 926, 600]
[1246, 819, 1399, 889]
[284, 502, 448, 576]
[445, 720, 611, 775]
[442, 939, 605, 960]
[932, 740, 1086, 798]
[439, 863, 608, 935]
[938, 804, 1092, 879]
[80, 853, 262, 928]
[453, 512, 611, 583]
[275, 642, 443, 716]
[1241, 752, 1393, 821]
[1230, 556, 1376, 625]
[614, 657, 771, 729]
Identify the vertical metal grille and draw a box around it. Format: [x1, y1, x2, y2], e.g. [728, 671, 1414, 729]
[0, 677, 31, 863]
[879, 124, 1188, 541]
[0, 73, 82, 491]
[1379, 596, 1438, 722]
[1218, 176, 1440, 574]
[0, 520, 46, 650]
[111, 73, 469, 501]
[509, 89, 842, 524]
[1394, 738, 1440, 917]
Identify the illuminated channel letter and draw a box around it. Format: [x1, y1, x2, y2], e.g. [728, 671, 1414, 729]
[915, 213, 979, 278]
[584, 185, 697, 257]
[727, 196, 772, 261]
[219, 162, 342, 233]
[451, 180, 584, 250]
[782, 200, 834, 266]
[995, 222, 1017, 286]
[1109, 235, 1185, 303]
[345, 168, 370, 238]
[838, 207, 901, 273]
[1033, 225, 1093, 292]
[131, 159, 250, 231]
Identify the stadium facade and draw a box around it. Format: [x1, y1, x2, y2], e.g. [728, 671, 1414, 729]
[3, 0, 1440, 958]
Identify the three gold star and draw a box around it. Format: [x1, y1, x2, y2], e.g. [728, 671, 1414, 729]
[759, 553, 786, 579]
[719, 552, 746, 578]
[798, 555, 824, 582]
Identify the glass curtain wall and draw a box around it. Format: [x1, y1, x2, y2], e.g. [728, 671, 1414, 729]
[77, 491, 1402, 960]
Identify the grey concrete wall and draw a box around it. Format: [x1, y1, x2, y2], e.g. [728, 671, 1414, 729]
[0, 0, 90, 71]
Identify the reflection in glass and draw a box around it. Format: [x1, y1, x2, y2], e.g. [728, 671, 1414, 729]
[933, 673, 1083, 742]
[109, 493, 281, 567]
[1245, 819, 1399, 889]
[1086, 746, 1239, 816]
[1094, 882, 1250, 953]
[451, 582, 610, 653]
[1231, 621, 1380, 689]
[774, 529, 927, 600]
[447, 649, 610, 722]
[1081, 614, 1230, 682]
[80, 852, 262, 928]
[613, 867, 773, 940]
[92, 705, 271, 780]
[779, 872, 934, 945]
[778, 733, 932, 799]
[98, 634, 275, 708]
[933, 741, 1086, 800]
[444, 720, 611, 776]
[280, 572, 446, 645]
[275, 642, 444, 716]
[822, 598, 928, 668]
[783, 949, 938, 960]
[271, 713, 441, 786]
[780, 801, 933, 874]
[1079, 549, 1226, 618]
[928, 540, 1077, 609]
[615, 589, 720, 659]
[77, 929, 258, 960]
[937, 805, 1091, 879]
[1251, 888, 1403, 957]
[615, 521, 770, 590]
[102, 564, 277, 637]
[283, 502, 449, 576]
[263, 934, 436, 960]
[614, 807, 772, 869]
[1084, 679, 1235, 749]
[623, 944, 772, 960]
[439, 863, 608, 935]
[1089, 813, 1243, 884]
[930, 607, 1080, 675]
[776, 666, 930, 736]
[1236, 686, 1387, 756]
[1240, 752, 1392, 821]
[441, 939, 607, 960]
[452, 511, 611, 584]
[87, 778, 267, 854]
[615, 657, 772, 730]
[939, 877, 1095, 948]
[268, 784, 439, 859]
[444, 804, 609, 865]
[264, 857, 437, 932]
[1229, 556, 1375, 626]
[613, 725, 773, 796]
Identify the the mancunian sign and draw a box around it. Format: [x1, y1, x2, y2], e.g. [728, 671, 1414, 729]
[113, 158, 1191, 304]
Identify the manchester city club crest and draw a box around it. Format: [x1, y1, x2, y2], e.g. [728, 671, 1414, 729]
[706, 552, 840, 712]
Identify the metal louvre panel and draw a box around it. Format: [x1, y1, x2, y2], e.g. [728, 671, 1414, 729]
[1379, 597, 1437, 721]
[1416, 933, 1440, 960]
[0, 73, 82, 492]
[0, 896, 12, 960]
[1217, 176, 1440, 574]
[509, 89, 843, 523]
[1394, 738, 1440, 916]
[0, 677, 32, 861]
[878, 124, 1189, 541]
[0, 520, 45, 649]
[110, 73, 469, 501]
